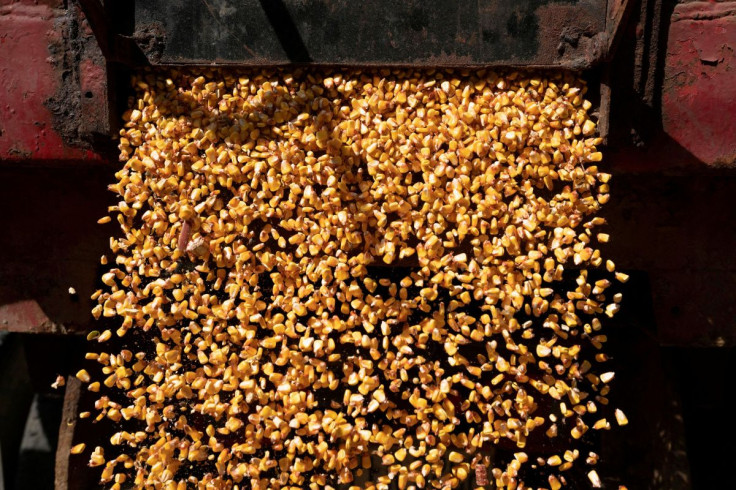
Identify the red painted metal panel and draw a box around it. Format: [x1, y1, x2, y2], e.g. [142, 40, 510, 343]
[0, 0, 62, 7]
[0, 300, 60, 333]
[662, 2, 736, 166]
[0, 4, 101, 161]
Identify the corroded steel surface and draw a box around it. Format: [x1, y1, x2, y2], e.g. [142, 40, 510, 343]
[0, 1, 106, 161]
[54, 377, 81, 490]
[662, 2, 736, 166]
[133, 0, 609, 68]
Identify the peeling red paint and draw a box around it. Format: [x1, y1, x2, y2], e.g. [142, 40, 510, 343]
[662, 2, 736, 166]
[0, 0, 63, 7]
[0, 3, 102, 161]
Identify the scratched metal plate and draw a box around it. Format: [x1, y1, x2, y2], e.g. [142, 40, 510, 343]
[133, 0, 608, 68]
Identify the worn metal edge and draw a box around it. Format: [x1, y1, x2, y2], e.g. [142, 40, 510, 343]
[54, 376, 81, 490]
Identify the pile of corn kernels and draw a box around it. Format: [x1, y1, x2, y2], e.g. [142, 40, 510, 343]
[73, 68, 627, 489]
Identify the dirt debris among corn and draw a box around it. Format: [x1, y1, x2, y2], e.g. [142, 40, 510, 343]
[76, 68, 625, 489]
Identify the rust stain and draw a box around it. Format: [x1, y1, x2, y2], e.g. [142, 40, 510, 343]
[132, 21, 167, 63]
[44, 0, 107, 156]
[673, 2, 736, 22]
[662, 1, 736, 166]
[537, 2, 608, 69]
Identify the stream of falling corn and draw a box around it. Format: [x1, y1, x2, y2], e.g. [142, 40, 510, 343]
[73, 68, 627, 489]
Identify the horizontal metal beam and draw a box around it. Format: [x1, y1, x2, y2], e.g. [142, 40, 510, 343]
[133, 0, 610, 68]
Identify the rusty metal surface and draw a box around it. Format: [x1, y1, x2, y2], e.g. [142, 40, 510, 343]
[132, 0, 609, 68]
[0, 1, 109, 161]
[662, 1, 736, 166]
[54, 377, 80, 490]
